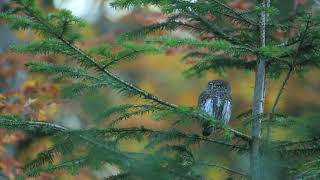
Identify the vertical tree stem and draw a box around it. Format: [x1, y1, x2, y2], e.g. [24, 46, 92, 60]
[250, 0, 269, 179]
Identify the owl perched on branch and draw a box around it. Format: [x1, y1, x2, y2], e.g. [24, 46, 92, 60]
[198, 80, 232, 136]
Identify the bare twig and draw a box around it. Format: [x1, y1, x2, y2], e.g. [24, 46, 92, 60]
[271, 69, 292, 114]
[266, 15, 311, 142]
[266, 66, 293, 141]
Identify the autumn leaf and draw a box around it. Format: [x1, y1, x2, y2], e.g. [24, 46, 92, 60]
[274, 28, 285, 41]
[22, 80, 38, 95]
[229, 0, 253, 10]
[37, 103, 60, 121]
[0, 94, 6, 110]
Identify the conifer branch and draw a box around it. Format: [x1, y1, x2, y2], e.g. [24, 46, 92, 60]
[187, 10, 244, 45]
[283, 147, 320, 155]
[274, 137, 320, 148]
[102, 49, 140, 69]
[2, 0, 320, 179]
[21, 158, 88, 178]
[198, 162, 247, 177]
[208, 0, 257, 26]
[56, 38, 177, 109]
[78, 126, 250, 150]
[0, 117, 131, 159]
[15, 2, 251, 142]
[273, 137, 320, 158]
[105, 173, 130, 180]
[16, 2, 176, 109]
[54, 31, 177, 109]
[0, 117, 249, 150]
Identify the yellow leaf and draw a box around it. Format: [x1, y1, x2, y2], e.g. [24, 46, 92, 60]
[0, 94, 5, 100]
[0, 94, 6, 109]
[1, 134, 18, 143]
[37, 103, 59, 121]
[22, 80, 37, 94]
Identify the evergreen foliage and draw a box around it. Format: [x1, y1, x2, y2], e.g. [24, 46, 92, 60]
[0, 0, 320, 179]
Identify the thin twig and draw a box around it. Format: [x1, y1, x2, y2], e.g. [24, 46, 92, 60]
[271, 67, 292, 116]
[266, 15, 311, 142]
[266, 66, 293, 141]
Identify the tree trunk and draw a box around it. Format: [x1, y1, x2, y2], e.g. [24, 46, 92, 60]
[250, 0, 269, 179]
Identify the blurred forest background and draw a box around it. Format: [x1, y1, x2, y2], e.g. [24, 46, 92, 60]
[0, 0, 320, 179]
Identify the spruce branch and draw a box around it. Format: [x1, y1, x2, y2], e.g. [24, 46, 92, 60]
[60, 42, 176, 109]
[146, 36, 255, 54]
[76, 126, 250, 150]
[23, 11, 177, 108]
[0, 116, 131, 159]
[20, 158, 88, 178]
[104, 173, 130, 180]
[102, 49, 141, 69]
[272, 137, 320, 158]
[25, 61, 101, 81]
[274, 137, 320, 149]
[102, 42, 162, 69]
[283, 147, 320, 156]
[0, 117, 249, 150]
[198, 162, 247, 177]
[295, 157, 320, 179]
[13, 1, 251, 142]
[186, 10, 245, 45]
[208, 0, 257, 26]
[2, 0, 320, 179]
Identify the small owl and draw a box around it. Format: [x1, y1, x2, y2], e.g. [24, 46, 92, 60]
[198, 80, 232, 136]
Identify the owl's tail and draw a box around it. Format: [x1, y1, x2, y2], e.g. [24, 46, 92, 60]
[202, 125, 214, 136]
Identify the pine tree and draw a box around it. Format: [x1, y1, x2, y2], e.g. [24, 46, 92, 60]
[1, 0, 320, 179]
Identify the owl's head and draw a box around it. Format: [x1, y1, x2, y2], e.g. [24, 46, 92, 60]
[207, 80, 231, 92]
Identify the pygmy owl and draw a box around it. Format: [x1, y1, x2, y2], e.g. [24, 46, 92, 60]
[198, 80, 232, 136]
